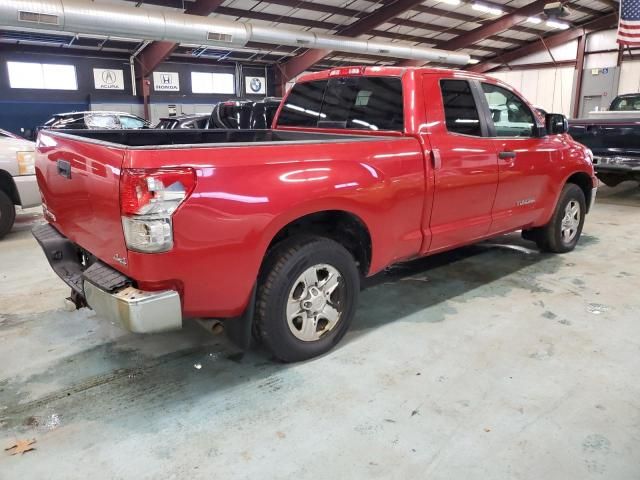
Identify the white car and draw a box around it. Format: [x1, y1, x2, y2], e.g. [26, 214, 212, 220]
[0, 129, 39, 238]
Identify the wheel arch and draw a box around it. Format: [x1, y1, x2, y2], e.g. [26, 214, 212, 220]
[565, 171, 594, 213]
[263, 209, 373, 277]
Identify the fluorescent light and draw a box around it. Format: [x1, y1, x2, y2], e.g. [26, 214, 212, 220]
[472, 3, 504, 15]
[439, 0, 462, 5]
[468, 58, 480, 64]
[526, 16, 542, 24]
[546, 20, 570, 29]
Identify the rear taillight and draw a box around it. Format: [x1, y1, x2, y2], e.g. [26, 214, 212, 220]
[120, 168, 196, 253]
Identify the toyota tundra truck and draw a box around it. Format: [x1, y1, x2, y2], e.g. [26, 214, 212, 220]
[33, 67, 596, 362]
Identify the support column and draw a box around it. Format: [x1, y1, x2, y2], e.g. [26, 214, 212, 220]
[572, 34, 587, 118]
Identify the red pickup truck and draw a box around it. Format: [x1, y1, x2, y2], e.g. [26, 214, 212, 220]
[33, 66, 596, 362]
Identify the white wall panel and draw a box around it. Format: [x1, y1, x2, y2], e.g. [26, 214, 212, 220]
[510, 40, 578, 65]
[619, 61, 640, 94]
[586, 29, 618, 52]
[584, 52, 618, 69]
[489, 66, 574, 115]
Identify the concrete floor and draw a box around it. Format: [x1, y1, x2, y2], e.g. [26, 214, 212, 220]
[1, 184, 639, 479]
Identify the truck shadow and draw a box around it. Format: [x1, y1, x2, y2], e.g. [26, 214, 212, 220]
[596, 181, 640, 207]
[0, 232, 574, 439]
[348, 232, 561, 338]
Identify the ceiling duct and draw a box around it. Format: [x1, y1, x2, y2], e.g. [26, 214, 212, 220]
[0, 0, 470, 65]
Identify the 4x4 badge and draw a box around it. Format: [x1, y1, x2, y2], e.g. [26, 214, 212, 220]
[113, 253, 127, 266]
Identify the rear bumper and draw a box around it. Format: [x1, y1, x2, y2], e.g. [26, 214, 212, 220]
[84, 282, 182, 333]
[32, 222, 182, 333]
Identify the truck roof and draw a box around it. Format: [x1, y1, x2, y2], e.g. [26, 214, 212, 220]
[296, 65, 496, 84]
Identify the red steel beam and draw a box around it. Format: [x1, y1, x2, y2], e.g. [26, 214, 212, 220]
[469, 13, 618, 73]
[280, 0, 427, 82]
[136, 0, 225, 78]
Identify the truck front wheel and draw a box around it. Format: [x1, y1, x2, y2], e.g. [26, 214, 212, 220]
[0, 189, 16, 239]
[255, 236, 360, 362]
[524, 183, 586, 253]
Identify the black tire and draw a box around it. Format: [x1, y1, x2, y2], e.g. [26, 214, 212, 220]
[255, 235, 360, 362]
[524, 183, 586, 253]
[0, 189, 16, 239]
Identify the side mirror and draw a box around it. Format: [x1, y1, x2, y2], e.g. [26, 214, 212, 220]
[545, 113, 568, 135]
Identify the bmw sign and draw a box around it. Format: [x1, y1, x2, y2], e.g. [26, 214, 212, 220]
[245, 76, 266, 95]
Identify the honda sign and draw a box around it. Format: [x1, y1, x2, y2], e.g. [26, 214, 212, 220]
[153, 72, 180, 92]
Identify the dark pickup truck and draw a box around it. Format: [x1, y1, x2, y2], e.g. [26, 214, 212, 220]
[569, 93, 640, 187]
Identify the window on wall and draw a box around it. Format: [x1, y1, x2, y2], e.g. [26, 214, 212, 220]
[7, 61, 77, 90]
[191, 72, 235, 94]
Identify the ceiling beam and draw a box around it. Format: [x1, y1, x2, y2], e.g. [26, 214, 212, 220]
[279, 0, 429, 81]
[469, 13, 618, 73]
[136, 0, 225, 78]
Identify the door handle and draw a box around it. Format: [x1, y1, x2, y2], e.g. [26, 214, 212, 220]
[57, 159, 71, 179]
[498, 151, 516, 160]
[431, 148, 442, 170]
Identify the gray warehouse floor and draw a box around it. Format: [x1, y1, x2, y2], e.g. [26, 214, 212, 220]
[1, 184, 639, 479]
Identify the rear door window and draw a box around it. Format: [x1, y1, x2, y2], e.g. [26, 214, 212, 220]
[439, 80, 483, 136]
[278, 77, 403, 131]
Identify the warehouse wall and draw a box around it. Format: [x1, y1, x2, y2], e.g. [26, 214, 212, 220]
[488, 67, 575, 116]
[0, 49, 275, 135]
[487, 30, 640, 118]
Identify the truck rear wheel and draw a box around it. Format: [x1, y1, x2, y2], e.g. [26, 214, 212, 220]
[255, 236, 360, 362]
[524, 183, 586, 253]
[0, 189, 16, 239]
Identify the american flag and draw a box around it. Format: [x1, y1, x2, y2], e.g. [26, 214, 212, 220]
[618, 0, 640, 45]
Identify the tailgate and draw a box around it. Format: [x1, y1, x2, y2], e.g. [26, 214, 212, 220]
[36, 131, 130, 273]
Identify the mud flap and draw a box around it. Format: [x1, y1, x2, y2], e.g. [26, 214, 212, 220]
[224, 284, 257, 351]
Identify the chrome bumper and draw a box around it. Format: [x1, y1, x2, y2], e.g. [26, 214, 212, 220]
[589, 186, 597, 212]
[84, 281, 182, 333]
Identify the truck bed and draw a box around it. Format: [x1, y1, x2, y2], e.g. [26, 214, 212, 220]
[50, 128, 391, 148]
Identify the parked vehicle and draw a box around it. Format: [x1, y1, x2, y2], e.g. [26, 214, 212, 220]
[33, 66, 596, 362]
[569, 93, 640, 186]
[0, 129, 39, 238]
[39, 111, 150, 133]
[208, 97, 281, 129]
[155, 114, 210, 130]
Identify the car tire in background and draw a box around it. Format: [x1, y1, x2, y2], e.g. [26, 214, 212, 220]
[523, 183, 586, 253]
[0, 189, 16, 239]
[255, 235, 360, 362]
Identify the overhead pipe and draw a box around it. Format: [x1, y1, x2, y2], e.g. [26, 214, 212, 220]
[0, 0, 470, 66]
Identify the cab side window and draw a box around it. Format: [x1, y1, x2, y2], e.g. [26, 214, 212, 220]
[440, 80, 482, 137]
[481, 83, 535, 137]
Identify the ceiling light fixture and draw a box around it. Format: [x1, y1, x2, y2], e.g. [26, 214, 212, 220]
[546, 19, 570, 29]
[472, 3, 504, 15]
[526, 16, 542, 24]
[439, 0, 462, 5]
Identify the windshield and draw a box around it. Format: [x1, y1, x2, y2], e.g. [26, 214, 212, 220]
[277, 76, 404, 132]
[610, 95, 640, 111]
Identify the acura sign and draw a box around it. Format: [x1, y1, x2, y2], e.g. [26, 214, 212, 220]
[93, 68, 124, 90]
[153, 72, 180, 92]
